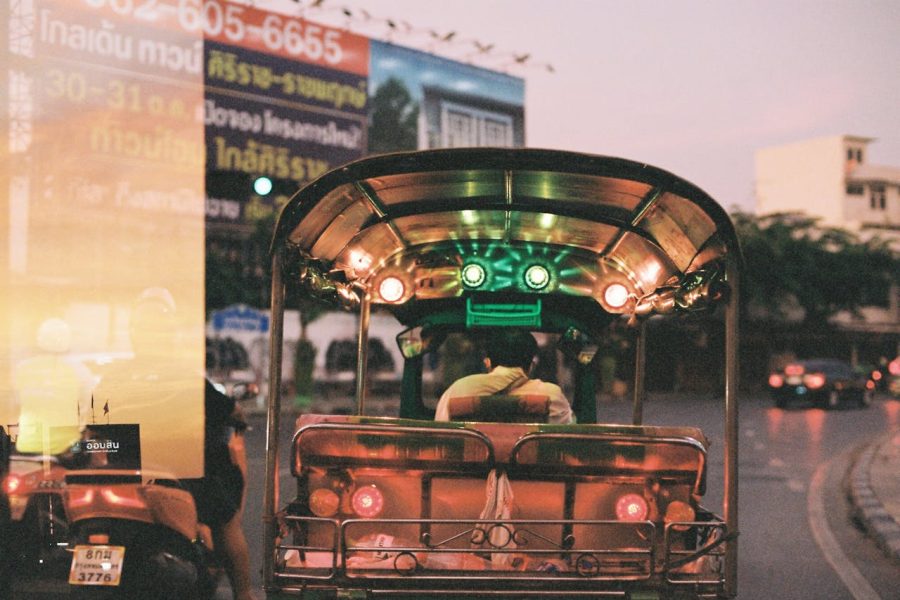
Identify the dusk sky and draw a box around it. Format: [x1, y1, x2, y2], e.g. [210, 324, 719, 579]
[269, 0, 900, 214]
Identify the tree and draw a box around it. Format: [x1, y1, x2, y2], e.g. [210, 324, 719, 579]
[368, 77, 419, 153]
[732, 211, 898, 325]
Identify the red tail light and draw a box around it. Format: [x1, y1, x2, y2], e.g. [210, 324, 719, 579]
[309, 488, 340, 517]
[2, 474, 22, 494]
[68, 488, 96, 507]
[871, 371, 882, 381]
[784, 364, 804, 376]
[803, 373, 826, 390]
[889, 358, 900, 376]
[768, 374, 784, 388]
[615, 493, 648, 522]
[664, 500, 696, 531]
[866, 380, 875, 390]
[351, 485, 384, 518]
[101, 488, 145, 509]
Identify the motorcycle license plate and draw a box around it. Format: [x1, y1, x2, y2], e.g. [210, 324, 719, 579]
[69, 545, 126, 586]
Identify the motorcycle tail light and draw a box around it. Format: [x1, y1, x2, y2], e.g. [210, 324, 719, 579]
[866, 380, 875, 390]
[309, 488, 340, 517]
[88, 534, 110, 544]
[615, 493, 648, 522]
[871, 371, 882, 381]
[351, 485, 384, 518]
[768, 374, 784, 388]
[803, 373, 826, 389]
[2, 474, 21, 494]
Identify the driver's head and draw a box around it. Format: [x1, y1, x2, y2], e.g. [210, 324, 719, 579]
[483, 329, 538, 371]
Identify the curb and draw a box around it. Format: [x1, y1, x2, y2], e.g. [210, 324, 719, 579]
[847, 433, 900, 563]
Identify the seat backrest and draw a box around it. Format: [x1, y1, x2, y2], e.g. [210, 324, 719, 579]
[447, 394, 550, 423]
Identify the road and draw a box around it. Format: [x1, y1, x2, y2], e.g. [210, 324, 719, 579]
[241, 392, 900, 599]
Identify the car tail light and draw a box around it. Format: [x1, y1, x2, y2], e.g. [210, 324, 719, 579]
[889, 358, 900, 376]
[871, 371, 882, 381]
[784, 364, 804, 376]
[615, 493, 648, 522]
[309, 488, 340, 518]
[803, 373, 826, 389]
[2, 474, 21, 494]
[866, 380, 875, 390]
[351, 485, 384, 518]
[768, 374, 784, 388]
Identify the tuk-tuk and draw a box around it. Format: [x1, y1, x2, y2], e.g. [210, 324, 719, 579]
[263, 148, 740, 599]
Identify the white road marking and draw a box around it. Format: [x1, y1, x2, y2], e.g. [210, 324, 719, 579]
[807, 461, 882, 600]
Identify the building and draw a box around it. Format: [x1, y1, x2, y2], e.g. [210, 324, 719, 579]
[754, 135, 900, 362]
[755, 134, 900, 239]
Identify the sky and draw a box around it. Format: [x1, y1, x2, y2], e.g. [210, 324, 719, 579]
[266, 0, 900, 214]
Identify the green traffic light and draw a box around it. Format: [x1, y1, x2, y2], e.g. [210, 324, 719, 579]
[253, 176, 273, 196]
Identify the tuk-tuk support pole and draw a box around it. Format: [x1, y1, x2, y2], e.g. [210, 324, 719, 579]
[355, 288, 371, 415]
[262, 250, 286, 591]
[632, 322, 647, 425]
[724, 257, 740, 598]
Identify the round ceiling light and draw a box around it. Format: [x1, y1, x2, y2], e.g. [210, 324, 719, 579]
[524, 264, 551, 290]
[378, 276, 406, 303]
[461, 263, 487, 288]
[603, 283, 630, 308]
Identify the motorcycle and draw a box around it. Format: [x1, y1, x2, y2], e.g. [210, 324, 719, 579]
[61, 380, 256, 599]
[63, 469, 218, 600]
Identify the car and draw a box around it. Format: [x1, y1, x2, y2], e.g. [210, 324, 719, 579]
[768, 358, 875, 409]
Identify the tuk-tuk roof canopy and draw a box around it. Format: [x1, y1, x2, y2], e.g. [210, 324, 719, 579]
[272, 148, 739, 316]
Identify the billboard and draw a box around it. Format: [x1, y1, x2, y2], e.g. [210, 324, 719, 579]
[368, 40, 525, 153]
[202, 1, 370, 225]
[1, 0, 525, 476]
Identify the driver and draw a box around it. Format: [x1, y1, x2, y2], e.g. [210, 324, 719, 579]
[434, 330, 573, 423]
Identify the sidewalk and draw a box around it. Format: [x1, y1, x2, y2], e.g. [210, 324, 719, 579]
[848, 428, 900, 563]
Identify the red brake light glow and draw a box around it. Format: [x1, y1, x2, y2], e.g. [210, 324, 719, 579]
[768, 374, 784, 388]
[309, 488, 340, 517]
[866, 380, 875, 390]
[615, 493, 648, 522]
[889, 358, 900, 376]
[803, 373, 826, 390]
[871, 371, 882, 381]
[101, 488, 145, 509]
[2, 474, 21, 494]
[351, 485, 384, 518]
[784, 364, 804, 376]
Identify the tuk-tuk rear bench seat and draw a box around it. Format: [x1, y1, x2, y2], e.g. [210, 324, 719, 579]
[275, 415, 724, 592]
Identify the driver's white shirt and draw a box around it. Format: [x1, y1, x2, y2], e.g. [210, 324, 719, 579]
[434, 365, 573, 423]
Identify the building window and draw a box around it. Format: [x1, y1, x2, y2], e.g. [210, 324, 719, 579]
[847, 148, 854, 161]
[856, 149, 863, 162]
[440, 101, 514, 148]
[846, 183, 864, 195]
[870, 186, 886, 210]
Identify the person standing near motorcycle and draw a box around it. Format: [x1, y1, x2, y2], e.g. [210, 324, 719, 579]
[183, 379, 258, 600]
[94, 288, 258, 600]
